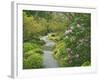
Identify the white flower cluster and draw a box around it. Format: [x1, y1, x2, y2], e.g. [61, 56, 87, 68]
[65, 29, 72, 34]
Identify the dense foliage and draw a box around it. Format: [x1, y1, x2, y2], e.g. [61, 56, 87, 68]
[23, 10, 91, 69]
[53, 13, 91, 67]
[23, 10, 67, 41]
[23, 42, 43, 69]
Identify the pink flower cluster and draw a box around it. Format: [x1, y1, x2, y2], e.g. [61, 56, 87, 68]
[65, 29, 72, 34]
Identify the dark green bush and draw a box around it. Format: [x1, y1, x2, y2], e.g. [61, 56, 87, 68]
[82, 61, 90, 66]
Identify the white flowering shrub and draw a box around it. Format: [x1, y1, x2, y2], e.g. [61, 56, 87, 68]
[53, 13, 91, 67]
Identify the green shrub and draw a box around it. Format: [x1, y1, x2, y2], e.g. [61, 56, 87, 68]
[58, 58, 68, 67]
[53, 40, 66, 59]
[23, 42, 34, 53]
[31, 38, 45, 45]
[24, 48, 43, 59]
[24, 50, 33, 59]
[48, 33, 60, 42]
[53, 49, 60, 59]
[33, 48, 43, 54]
[23, 54, 43, 69]
[23, 41, 42, 51]
[82, 61, 90, 66]
[32, 43, 42, 49]
[53, 40, 70, 67]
